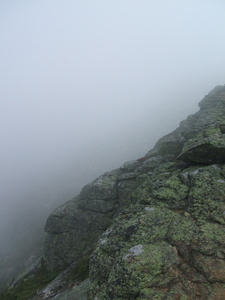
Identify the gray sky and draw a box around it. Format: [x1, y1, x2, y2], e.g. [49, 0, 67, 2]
[1, 1, 225, 218]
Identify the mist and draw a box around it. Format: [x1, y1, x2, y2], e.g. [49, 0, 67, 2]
[1, 0, 225, 279]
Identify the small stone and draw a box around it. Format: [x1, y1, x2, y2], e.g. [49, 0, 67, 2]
[218, 180, 225, 184]
[145, 207, 155, 212]
[122, 244, 144, 260]
[99, 239, 107, 246]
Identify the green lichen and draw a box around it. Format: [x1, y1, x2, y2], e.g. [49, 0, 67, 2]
[195, 222, 225, 252]
[137, 288, 166, 299]
[188, 166, 225, 221]
[97, 241, 179, 299]
[89, 205, 182, 299]
[88, 156, 225, 298]
[167, 215, 197, 245]
[151, 175, 189, 206]
[210, 205, 225, 224]
[178, 126, 225, 164]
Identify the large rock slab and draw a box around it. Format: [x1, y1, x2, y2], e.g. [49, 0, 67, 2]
[44, 170, 121, 270]
[43, 167, 145, 270]
[177, 126, 225, 164]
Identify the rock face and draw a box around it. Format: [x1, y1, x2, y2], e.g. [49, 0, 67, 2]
[43, 85, 225, 299]
[89, 162, 225, 299]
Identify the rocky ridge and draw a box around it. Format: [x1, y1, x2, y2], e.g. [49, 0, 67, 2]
[2, 85, 225, 299]
[43, 85, 225, 299]
[46, 86, 225, 299]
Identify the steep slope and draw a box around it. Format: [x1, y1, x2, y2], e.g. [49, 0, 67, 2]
[87, 86, 225, 300]
[2, 85, 225, 299]
[44, 85, 225, 266]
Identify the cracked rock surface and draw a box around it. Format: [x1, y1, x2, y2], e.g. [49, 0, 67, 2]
[42, 85, 225, 299]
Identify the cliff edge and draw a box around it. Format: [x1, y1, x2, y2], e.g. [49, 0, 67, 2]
[45, 85, 225, 299]
[3, 85, 225, 299]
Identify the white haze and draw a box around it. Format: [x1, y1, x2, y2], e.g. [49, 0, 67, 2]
[0, 0, 225, 258]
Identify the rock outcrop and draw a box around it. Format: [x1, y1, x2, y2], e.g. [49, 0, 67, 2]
[42, 85, 225, 299]
[4, 85, 225, 299]
[86, 86, 225, 300]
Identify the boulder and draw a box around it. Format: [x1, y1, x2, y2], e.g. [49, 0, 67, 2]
[177, 127, 225, 164]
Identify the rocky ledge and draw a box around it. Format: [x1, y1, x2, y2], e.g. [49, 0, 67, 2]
[45, 85, 225, 300]
[2, 85, 225, 299]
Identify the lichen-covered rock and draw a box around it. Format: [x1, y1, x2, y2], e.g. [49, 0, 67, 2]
[44, 168, 144, 270]
[44, 170, 120, 270]
[44, 200, 113, 269]
[89, 205, 178, 298]
[89, 157, 225, 299]
[88, 84, 225, 300]
[89, 165, 225, 298]
[146, 85, 225, 161]
[177, 127, 225, 163]
[41, 85, 225, 300]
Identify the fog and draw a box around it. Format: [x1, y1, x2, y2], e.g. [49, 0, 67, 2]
[1, 0, 225, 277]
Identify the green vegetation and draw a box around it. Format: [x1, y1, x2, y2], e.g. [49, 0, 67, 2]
[0, 261, 59, 300]
[0, 255, 90, 300]
[68, 256, 89, 282]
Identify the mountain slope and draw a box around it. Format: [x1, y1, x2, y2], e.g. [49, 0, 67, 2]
[2, 85, 225, 299]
